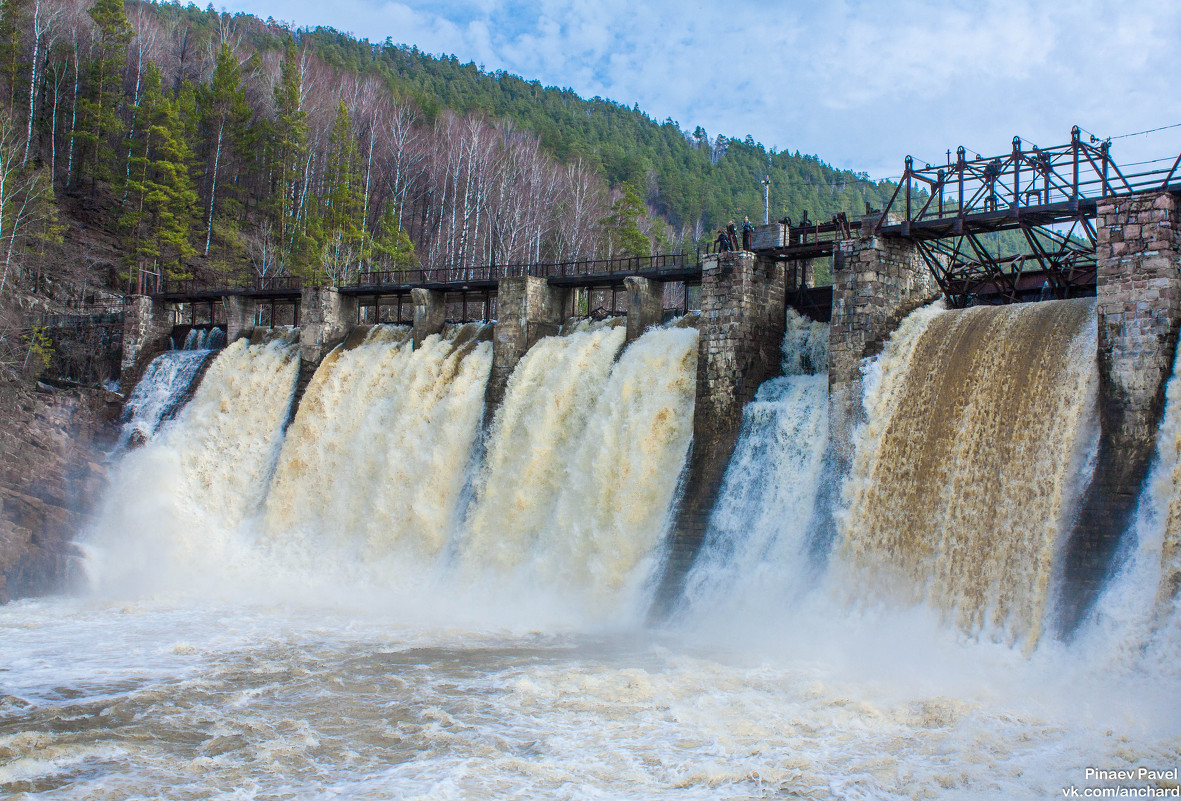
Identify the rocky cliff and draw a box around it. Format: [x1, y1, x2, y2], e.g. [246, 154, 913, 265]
[0, 379, 122, 603]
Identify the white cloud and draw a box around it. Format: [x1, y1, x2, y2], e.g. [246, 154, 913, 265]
[218, 0, 1181, 178]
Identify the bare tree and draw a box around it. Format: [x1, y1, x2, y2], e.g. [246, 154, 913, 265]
[0, 111, 53, 292]
[22, 0, 62, 166]
[245, 217, 279, 279]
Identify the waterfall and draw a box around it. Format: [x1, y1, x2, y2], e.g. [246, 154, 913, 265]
[462, 324, 698, 613]
[86, 338, 300, 592]
[463, 325, 628, 571]
[264, 326, 492, 562]
[535, 325, 698, 607]
[180, 326, 225, 350]
[839, 298, 1099, 648]
[117, 350, 216, 448]
[90, 311, 700, 622]
[1077, 338, 1181, 673]
[680, 311, 829, 618]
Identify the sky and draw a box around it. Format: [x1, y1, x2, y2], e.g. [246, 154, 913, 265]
[218, 0, 1181, 181]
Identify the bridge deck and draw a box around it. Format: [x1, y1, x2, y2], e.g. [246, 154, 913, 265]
[878, 198, 1102, 239]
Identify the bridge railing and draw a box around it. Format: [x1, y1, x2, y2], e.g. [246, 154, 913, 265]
[254, 274, 302, 292]
[157, 251, 709, 299]
[879, 127, 1181, 233]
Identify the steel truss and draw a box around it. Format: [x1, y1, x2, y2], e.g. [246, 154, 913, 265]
[878, 127, 1181, 305]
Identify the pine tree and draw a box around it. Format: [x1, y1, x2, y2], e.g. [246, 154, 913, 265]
[601, 182, 649, 257]
[120, 66, 163, 279]
[0, 0, 27, 110]
[268, 42, 309, 275]
[319, 99, 364, 285]
[75, 0, 131, 189]
[198, 42, 251, 256]
[120, 65, 196, 283]
[153, 94, 198, 275]
[370, 202, 416, 273]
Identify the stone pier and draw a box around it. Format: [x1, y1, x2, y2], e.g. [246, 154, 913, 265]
[655, 251, 786, 611]
[828, 220, 938, 463]
[1060, 191, 1181, 632]
[119, 295, 173, 391]
[411, 288, 446, 347]
[487, 276, 568, 410]
[808, 220, 939, 560]
[624, 276, 664, 342]
[224, 295, 257, 343]
[299, 287, 357, 366]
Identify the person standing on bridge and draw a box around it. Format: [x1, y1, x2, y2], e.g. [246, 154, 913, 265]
[715, 228, 732, 252]
[726, 221, 739, 251]
[742, 216, 755, 251]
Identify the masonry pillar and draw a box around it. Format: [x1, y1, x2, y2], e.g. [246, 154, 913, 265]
[804, 221, 941, 561]
[410, 288, 446, 347]
[487, 275, 567, 411]
[224, 295, 257, 343]
[1060, 191, 1181, 632]
[299, 286, 357, 366]
[654, 252, 786, 613]
[828, 220, 939, 464]
[119, 294, 172, 392]
[624, 276, 664, 342]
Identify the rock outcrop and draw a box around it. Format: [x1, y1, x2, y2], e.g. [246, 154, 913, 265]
[0, 378, 122, 603]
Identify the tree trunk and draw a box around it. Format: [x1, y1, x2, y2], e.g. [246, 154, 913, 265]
[48, 64, 59, 184]
[204, 119, 224, 255]
[66, 47, 78, 188]
[22, 12, 40, 166]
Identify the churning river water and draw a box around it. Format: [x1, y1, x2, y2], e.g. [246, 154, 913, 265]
[4, 593, 1180, 801]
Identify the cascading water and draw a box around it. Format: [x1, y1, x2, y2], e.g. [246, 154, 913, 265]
[180, 326, 226, 350]
[263, 325, 492, 565]
[679, 310, 829, 619]
[464, 324, 698, 614]
[90, 315, 701, 621]
[11, 297, 1181, 800]
[1080, 337, 1181, 672]
[116, 349, 216, 448]
[463, 325, 628, 572]
[85, 338, 300, 594]
[540, 325, 697, 601]
[840, 298, 1099, 647]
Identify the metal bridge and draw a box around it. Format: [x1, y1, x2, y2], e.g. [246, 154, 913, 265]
[146, 127, 1181, 320]
[875, 126, 1181, 306]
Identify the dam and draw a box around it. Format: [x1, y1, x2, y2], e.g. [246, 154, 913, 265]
[4, 136, 1181, 798]
[100, 177, 1181, 636]
[104, 137, 1181, 636]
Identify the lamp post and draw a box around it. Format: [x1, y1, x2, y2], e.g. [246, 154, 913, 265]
[761, 176, 771, 224]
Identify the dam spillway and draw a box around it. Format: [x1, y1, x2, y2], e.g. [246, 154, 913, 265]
[841, 298, 1099, 648]
[87, 319, 700, 621]
[33, 288, 1181, 799]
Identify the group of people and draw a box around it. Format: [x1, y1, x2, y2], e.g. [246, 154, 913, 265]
[715, 217, 756, 252]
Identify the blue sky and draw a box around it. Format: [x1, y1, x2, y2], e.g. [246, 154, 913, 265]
[220, 0, 1181, 180]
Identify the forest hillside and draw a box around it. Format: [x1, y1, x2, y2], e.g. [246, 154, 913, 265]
[0, 0, 904, 374]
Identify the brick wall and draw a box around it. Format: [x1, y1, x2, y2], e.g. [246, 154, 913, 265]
[299, 287, 357, 365]
[119, 296, 173, 393]
[1061, 191, 1181, 631]
[829, 232, 938, 390]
